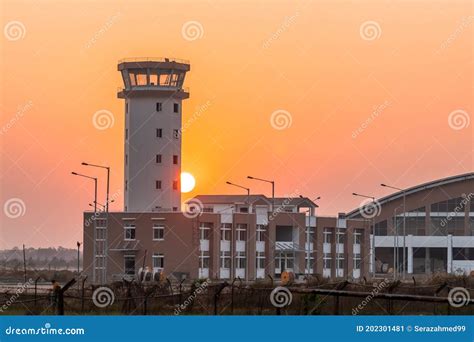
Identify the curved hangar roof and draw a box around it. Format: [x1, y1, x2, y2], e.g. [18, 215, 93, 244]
[346, 172, 474, 218]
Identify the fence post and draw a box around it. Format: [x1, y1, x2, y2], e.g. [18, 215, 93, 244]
[231, 278, 237, 315]
[34, 276, 40, 308]
[178, 278, 185, 307]
[57, 278, 77, 315]
[335, 281, 349, 315]
[81, 276, 87, 312]
[121, 280, 133, 314]
[434, 282, 447, 315]
[334, 295, 340, 315]
[387, 280, 400, 316]
[213, 282, 228, 315]
[57, 291, 64, 315]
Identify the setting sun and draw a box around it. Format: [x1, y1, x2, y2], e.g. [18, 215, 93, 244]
[181, 172, 196, 193]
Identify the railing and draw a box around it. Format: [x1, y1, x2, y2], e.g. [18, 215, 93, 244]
[5, 277, 473, 315]
[275, 241, 306, 251]
[109, 239, 140, 252]
[118, 57, 190, 65]
[117, 86, 190, 93]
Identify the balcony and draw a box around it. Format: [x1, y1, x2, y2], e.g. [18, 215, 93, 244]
[275, 241, 305, 252]
[109, 240, 140, 252]
[117, 86, 189, 99]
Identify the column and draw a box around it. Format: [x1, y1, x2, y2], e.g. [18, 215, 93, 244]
[315, 224, 324, 275]
[407, 234, 413, 274]
[369, 233, 374, 274]
[447, 234, 453, 274]
[266, 219, 276, 278]
[425, 247, 431, 274]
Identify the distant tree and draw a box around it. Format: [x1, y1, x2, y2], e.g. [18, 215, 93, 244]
[27, 257, 36, 269]
[50, 257, 60, 270]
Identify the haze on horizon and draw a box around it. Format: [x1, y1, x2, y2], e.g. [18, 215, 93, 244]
[1, 0, 472, 249]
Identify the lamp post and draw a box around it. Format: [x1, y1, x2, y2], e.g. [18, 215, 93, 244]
[352, 192, 377, 278]
[226, 181, 250, 203]
[72, 172, 98, 212]
[226, 181, 250, 280]
[82, 163, 111, 284]
[381, 183, 406, 279]
[89, 200, 115, 210]
[71, 171, 98, 282]
[247, 176, 274, 212]
[76, 241, 81, 275]
[82, 163, 110, 211]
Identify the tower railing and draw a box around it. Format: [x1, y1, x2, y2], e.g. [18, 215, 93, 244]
[117, 86, 189, 92]
[118, 57, 190, 64]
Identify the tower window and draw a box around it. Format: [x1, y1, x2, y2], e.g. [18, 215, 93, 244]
[156, 129, 162, 138]
[126, 102, 128, 113]
[125, 154, 128, 165]
[125, 129, 128, 140]
[125, 180, 128, 191]
[173, 129, 179, 139]
[156, 180, 162, 190]
[156, 102, 162, 112]
[173, 103, 179, 113]
[173, 155, 178, 164]
[156, 154, 162, 163]
[173, 180, 178, 190]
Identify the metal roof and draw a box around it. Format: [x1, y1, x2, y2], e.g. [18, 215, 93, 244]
[192, 194, 318, 208]
[346, 172, 474, 218]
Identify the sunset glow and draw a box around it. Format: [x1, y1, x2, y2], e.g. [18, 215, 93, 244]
[0, 0, 472, 248]
[181, 172, 196, 193]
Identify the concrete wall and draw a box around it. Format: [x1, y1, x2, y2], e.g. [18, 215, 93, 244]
[124, 95, 182, 212]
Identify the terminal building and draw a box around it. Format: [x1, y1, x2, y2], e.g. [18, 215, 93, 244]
[346, 173, 474, 277]
[81, 58, 473, 283]
[83, 195, 371, 282]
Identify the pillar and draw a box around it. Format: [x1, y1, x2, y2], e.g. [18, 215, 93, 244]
[407, 234, 413, 274]
[447, 234, 453, 274]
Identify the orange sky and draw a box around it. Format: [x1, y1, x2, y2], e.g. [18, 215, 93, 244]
[1, 0, 472, 248]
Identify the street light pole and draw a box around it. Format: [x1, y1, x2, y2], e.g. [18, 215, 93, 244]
[247, 176, 274, 212]
[226, 181, 250, 202]
[82, 163, 111, 284]
[381, 183, 406, 279]
[82, 163, 110, 211]
[71, 171, 98, 282]
[76, 241, 81, 275]
[352, 192, 376, 279]
[72, 172, 98, 212]
[89, 200, 115, 210]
